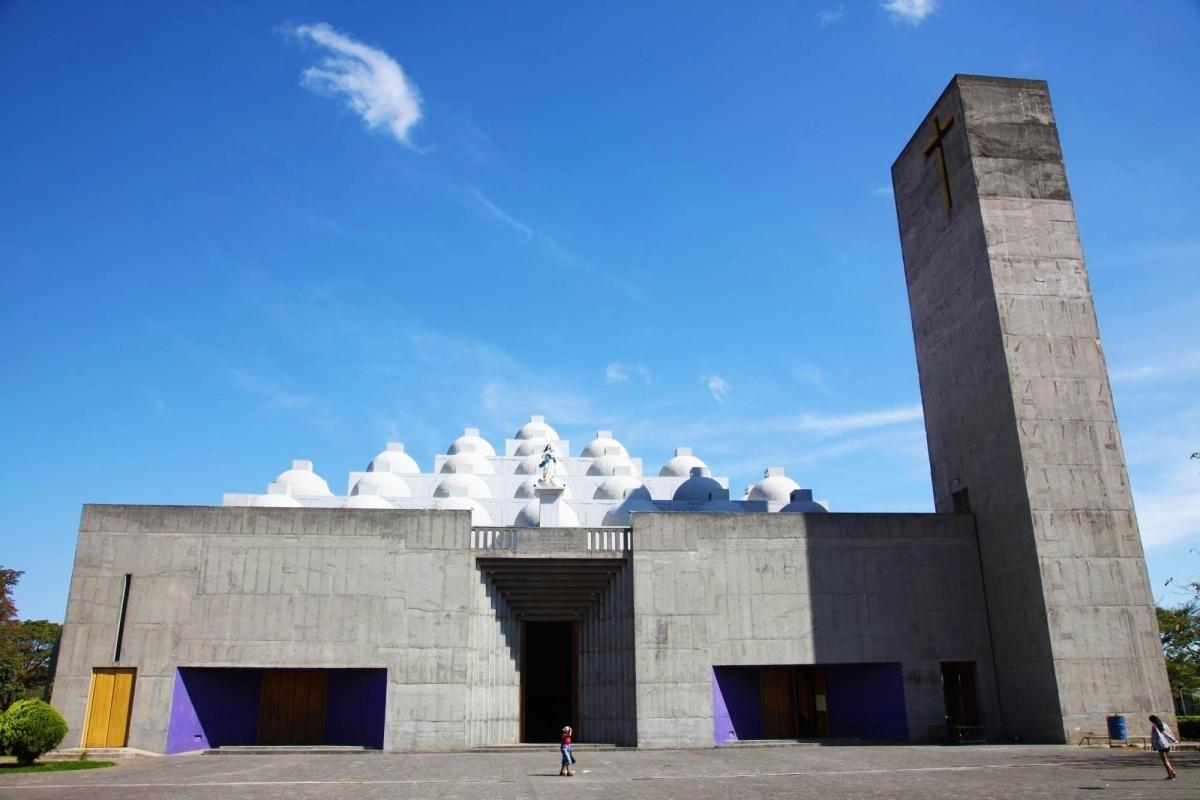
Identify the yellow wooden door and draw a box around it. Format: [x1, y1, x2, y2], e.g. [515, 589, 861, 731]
[83, 668, 136, 747]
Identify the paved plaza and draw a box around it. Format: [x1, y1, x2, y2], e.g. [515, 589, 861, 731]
[0, 745, 1194, 799]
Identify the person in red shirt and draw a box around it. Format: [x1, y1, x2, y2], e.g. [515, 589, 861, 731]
[559, 725, 575, 776]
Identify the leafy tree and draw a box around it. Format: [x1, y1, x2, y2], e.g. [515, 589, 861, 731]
[0, 568, 21, 712]
[0, 621, 61, 709]
[1159, 582, 1200, 710]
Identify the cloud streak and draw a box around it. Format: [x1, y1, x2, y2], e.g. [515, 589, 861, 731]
[882, 0, 938, 24]
[705, 375, 730, 403]
[291, 22, 423, 147]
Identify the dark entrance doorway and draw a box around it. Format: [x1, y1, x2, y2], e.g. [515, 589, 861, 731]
[940, 661, 979, 726]
[761, 666, 827, 738]
[521, 621, 577, 742]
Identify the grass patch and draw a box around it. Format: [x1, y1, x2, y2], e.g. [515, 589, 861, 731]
[0, 760, 116, 775]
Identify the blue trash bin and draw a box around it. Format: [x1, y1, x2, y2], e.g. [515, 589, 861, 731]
[1106, 715, 1127, 742]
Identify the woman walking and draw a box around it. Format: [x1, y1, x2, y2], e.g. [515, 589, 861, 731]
[559, 725, 575, 777]
[1149, 715, 1178, 780]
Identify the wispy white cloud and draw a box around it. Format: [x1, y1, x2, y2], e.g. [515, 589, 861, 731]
[462, 186, 576, 264]
[792, 404, 924, 436]
[1135, 463, 1200, 549]
[606, 362, 652, 384]
[882, 0, 938, 25]
[290, 22, 423, 147]
[871, 185, 893, 199]
[1111, 353, 1200, 384]
[817, 6, 845, 26]
[227, 368, 320, 411]
[705, 375, 730, 403]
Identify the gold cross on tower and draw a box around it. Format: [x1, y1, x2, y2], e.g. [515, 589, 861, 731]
[922, 112, 955, 215]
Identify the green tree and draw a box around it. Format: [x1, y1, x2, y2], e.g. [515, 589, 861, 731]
[0, 568, 22, 712]
[0, 621, 61, 709]
[1159, 582, 1200, 710]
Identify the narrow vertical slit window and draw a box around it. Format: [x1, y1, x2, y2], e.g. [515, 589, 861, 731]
[113, 574, 131, 662]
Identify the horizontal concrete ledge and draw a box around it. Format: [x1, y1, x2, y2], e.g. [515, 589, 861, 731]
[203, 746, 379, 755]
[47, 747, 164, 760]
[470, 744, 632, 752]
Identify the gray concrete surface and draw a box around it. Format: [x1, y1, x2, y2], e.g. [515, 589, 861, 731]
[0, 746, 1194, 799]
[892, 74, 1172, 742]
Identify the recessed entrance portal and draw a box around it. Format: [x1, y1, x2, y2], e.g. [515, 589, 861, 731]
[165, 667, 387, 752]
[713, 662, 908, 745]
[521, 621, 578, 743]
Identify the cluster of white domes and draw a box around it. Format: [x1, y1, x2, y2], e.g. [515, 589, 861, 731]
[233, 415, 828, 523]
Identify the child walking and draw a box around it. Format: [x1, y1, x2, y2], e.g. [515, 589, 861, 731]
[1149, 715, 1178, 780]
[559, 725, 575, 776]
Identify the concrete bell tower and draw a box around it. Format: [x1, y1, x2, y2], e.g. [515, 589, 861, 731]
[891, 75, 1172, 742]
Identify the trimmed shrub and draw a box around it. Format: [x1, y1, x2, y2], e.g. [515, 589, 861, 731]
[0, 699, 68, 765]
[1179, 716, 1200, 742]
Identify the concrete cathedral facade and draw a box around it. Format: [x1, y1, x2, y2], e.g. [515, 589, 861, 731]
[51, 75, 1172, 753]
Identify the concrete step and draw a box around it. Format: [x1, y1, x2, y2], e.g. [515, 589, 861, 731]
[203, 746, 378, 755]
[720, 738, 885, 748]
[471, 743, 630, 753]
[50, 747, 162, 760]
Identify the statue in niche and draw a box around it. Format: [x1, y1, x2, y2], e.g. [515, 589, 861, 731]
[537, 444, 562, 487]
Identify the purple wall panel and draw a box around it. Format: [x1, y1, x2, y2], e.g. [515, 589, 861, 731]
[165, 670, 209, 754]
[826, 662, 908, 741]
[165, 668, 261, 752]
[325, 669, 387, 749]
[712, 666, 762, 745]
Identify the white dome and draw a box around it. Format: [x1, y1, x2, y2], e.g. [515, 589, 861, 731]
[274, 460, 332, 497]
[515, 453, 569, 476]
[369, 443, 420, 475]
[587, 453, 640, 477]
[747, 468, 802, 504]
[433, 473, 492, 499]
[440, 452, 496, 475]
[342, 493, 393, 509]
[251, 493, 303, 508]
[352, 472, 411, 498]
[433, 496, 492, 525]
[672, 468, 729, 502]
[580, 431, 628, 458]
[515, 415, 559, 441]
[514, 498, 580, 528]
[514, 438, 556, 457]
[602, 498, 659, 526]
[659, 448, 708, 478]
[781, 488, 828, 513]
[593, 475, 650, 501]
[448, 428, 496, 457]
[515, 479, 573, 499]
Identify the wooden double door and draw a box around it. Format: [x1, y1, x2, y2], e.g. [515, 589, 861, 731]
[761, 666, 828, 738]
[258, 670, 327, 745]
[82, 668, 136, 747]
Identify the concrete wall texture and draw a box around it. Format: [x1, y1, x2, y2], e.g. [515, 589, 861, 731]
[892, 74, 1172, 742]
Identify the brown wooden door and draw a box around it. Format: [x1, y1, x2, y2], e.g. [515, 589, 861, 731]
[258, 670, 327, 745]
[761, 667, 799, 738]
[82, 668, 136, 747]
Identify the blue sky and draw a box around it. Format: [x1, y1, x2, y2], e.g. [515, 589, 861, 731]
[1, 1, 1197, 620]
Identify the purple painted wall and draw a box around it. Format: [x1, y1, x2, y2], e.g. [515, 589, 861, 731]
[826, 662, 908, 742]
[166, 668, 261, 753]
[712, 666, 762, 745]
[325, 669, 387, 749]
